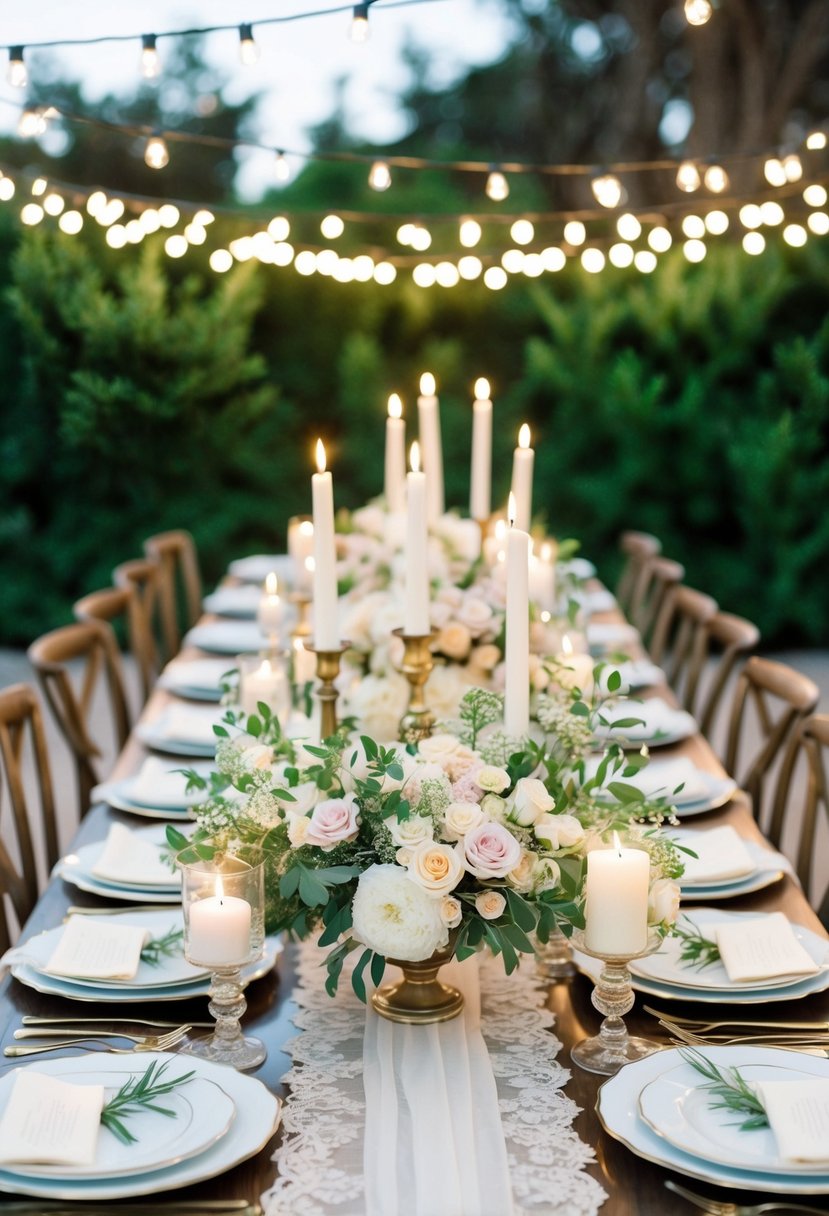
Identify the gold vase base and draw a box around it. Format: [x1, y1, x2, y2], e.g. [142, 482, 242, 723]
[398, 709, 436, 744]
[371, 958, 464, 1025]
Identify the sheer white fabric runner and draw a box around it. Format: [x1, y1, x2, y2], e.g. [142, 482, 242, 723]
[263, 941, 607, 1216]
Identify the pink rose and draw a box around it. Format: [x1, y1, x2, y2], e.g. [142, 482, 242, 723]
[305, 793, 360, 850]
[463, 821, 522, 879]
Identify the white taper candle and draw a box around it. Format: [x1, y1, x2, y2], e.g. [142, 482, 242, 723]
[470, 377, 492, 523]
[311, 439, 339, 649]
[504, 492, 530, 738]
[384, 393, 406, 514]
[417, 371, 444, 523]
[510, 423, 534, 533]
[404, 440, 430, 635]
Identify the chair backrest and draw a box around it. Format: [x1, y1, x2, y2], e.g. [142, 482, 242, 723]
[616, 531, 661, 620]
[0, 684, 59, 951]
[767, 715, 829, 916]
[697, 611, 761, 741]
[724, 655, 819, 825]
[649, 584, 718, 710]
[143, 530, 202, 657]
[634, 556, 685, 651]
[27, 620, 131, 815]
[73, 583, 159, 706]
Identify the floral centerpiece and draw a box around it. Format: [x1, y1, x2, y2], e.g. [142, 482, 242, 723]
[169, 682, 684, 1015]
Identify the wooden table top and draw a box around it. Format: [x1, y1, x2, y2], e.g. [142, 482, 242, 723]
[2, 613, 828, 1214]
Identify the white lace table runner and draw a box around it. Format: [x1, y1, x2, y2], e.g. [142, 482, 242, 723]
[262, 942, 607, 1216]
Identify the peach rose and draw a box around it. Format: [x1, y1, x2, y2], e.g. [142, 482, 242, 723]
[406, 840, 464, 898]
[475, 890, 506, 920]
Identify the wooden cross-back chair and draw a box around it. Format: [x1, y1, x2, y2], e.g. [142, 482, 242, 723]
[27, 620, 131, 815]
[634, 555, 685, 653]
[616, 531, 661, 622]
[649, 584, 719, 711]
[697, 611, 761, 742]
[143, 530, 202, 658]
[73, 582, 159, 707]
[767, 715, 829, 921]
[724, 655, 819, 827]
[0, 684, 58, 952]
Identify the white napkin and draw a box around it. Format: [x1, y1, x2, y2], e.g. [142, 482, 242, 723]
[43, 915, 150, 980]
[586, 754, 709, 803]
[577, 588, 617, 615]
[0, 1071, 104, 1166]
[91, 824, 178, 887]
[204, 584, 261, 614]
[677, 826, 755, 884]
[713, 912, 820, 983]
[753, 1078, 829, 1164]
[152, 705, 222, 746]
[586, 621, 640, 653]
[162, 657, 233, 691]
[125, 756, 197, 808]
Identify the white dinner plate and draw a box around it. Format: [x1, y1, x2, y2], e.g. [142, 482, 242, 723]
[574, 908, 829, 1004]
[638, 1050, 829, 1175]
[158, 658, 236, 702]
[94, 760, 214, 820]
[227, 553, 293, 584]
[55, 826, 182, 903]
[202, 584, 263, 618]
[586, 621, 640, 656]
[557, 558, 596, 581]
[576, 588, 617, 615]
[184, 620, 269, 656]
[671, 772, 738, 817]
[13, 909, 209, 989]
[0, 1060, 235, 1180]
[597, 660, 666, 694]
[136, 705, 225, 757]
[11, 936, 283, 1004]
[592, 697, 697, 749]
[596, 1046, 829, 1195]
[675, 834, 787, 899]
[0, 1051, 281, 1200]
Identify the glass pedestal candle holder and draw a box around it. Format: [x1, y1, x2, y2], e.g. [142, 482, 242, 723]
[536, 926, 575, 980]
[179, 849, 266, 1071]
[569, 929, 662, 1075]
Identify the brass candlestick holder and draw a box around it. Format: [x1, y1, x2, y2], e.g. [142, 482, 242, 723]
[393, 627, 438, 743]
[307, 641, 349, 740]
[289, 590, 312, 640]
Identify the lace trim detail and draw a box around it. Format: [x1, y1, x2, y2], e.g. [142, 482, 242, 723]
[262, 944, 607, 1216]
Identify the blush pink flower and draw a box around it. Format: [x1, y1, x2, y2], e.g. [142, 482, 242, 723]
[304, 792, 360, 850]
[463, 821, 522, 879]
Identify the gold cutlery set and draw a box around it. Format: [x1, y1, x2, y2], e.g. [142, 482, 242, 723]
[3, 1016, 213, 1058]
[644, 1006, 829, 1054]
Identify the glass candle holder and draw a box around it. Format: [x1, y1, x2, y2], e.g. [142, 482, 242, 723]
[179, 849, 266, 1071]
[238, 651, 291, 721]
[569, 929, 662, 1075]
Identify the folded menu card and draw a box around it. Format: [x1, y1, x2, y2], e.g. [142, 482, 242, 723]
[713, 911, 820, 983]
[678, 826, 755, 884]
[754, 1078, 829, 1164]
[44, 915, 150, 980]
[128, 756, 199, 807]
[91, 823, 178, 887]
[154, 705, 222, 745]
[0, 1071, 104, 1166]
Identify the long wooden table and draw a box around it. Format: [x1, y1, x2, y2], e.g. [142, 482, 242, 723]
[2, 605, 828, 1214]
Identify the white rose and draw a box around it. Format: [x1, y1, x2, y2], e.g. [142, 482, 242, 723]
[238, 742, 275, 772]
[440, 896, 463, 928]
[533, 812, 585, 851]
[435, 622, 472, 661]
[480, 793, 507, 823]
[388, 814, 434, 848]
[418, 733, 465, 768]
[535, 857, 561, 891]
[395, 846, 414, 866]
[476, 765, 511, 794]
[282, 780, 320, 817]
[443, 800, 485, 841]
[648, 878, 681, 927]
[456, 596, 495, 638]
[506, 850, 538, 892]
[508, 777, 555, 826]
[435, 584, 464, 609]
[406, 840, 464, 898]
[475, 890, 506, 920]
[287, 814, 310, 847]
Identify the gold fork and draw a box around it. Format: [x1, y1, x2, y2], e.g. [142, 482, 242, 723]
[4, 1026, 191, 1057]
[659, 1019, 829, 1055]
[644, 1005, 829, 1032]
[13, 1024, 194, 1043]
[665, 1178, 829, 1214]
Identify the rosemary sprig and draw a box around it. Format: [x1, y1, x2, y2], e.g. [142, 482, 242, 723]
[672, 921, 721, 970]
[101, 1059, 196, 1145]
[680, 1048, 769, 1130]
[139, 926, 184, 967]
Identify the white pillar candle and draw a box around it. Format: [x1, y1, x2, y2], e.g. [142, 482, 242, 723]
[257, 572, 283, 638]
[417, 372, 444, 523]
[510, 423, 534, 533]
[288, 517, 315, 593]
[188, 877, 252, 966]
[311, 439, 339, 650]
[292, 636, 316, 686]
[584, 831, 650, 955]
[404, 440, 431, 635]
[240, 656, 290, 717]
[470, 377, 492, 523]
[384, 393, 406, 514]
[528, 541, 556, 611]
[504, 494, 530, 738]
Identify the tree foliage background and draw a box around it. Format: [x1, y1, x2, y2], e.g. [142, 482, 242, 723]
[1, 1, 828, 646]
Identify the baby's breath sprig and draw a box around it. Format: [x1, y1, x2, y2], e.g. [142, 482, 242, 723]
[101, 1060, 196, 1145]
[680, 1048, 769, 1130]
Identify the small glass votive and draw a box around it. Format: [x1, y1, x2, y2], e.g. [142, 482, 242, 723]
[238, 651, 291, 721]
[179, 849, 266, 1071]
[569, 929, 662, 1075]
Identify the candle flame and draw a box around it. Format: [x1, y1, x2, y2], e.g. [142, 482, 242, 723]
[540, 609, 551, 623]
[215, 874, 225, 902]
[299, 519, 314, 537]
[410, 440, 421, 473]
[315, 438, 326, 473]
[518, 423, 531, 450]
[474, 377, 490, 401]
[541, 542, 553, 562]
[388, 393, 403, 419]
[265, 571, 278, 596]
[305, 555, 315, 573]
[612, 830, 622, 856]
[419, 372, 436, 396]
[494, 518, 506, 540]
[508, 491, 516, 527]
[561, 634, 573, 656]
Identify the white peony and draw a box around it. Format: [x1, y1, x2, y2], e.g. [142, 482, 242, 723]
[442, 800, 486, 841]
[406, 840, 464, 898]
[507, 777, 556, 826]
[648, 878, 681, 927]
[388, 814, 434, 849]
[533, 812, 585, 851]
[425, 664, 468, 722]
[340, 591, 389, 652]
[347, 671, 409, 741]
[456, 595, 496, 639]
[351, 864, 448, 961]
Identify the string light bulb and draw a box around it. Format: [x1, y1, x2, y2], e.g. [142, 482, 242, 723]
[18, 108, 46, 138]
[485, 170, 509, 202]
[368, 160, 391, 191]
[350, 3, 370, 42]
[410, 225, 432, 251]
[806, 131, 827, 151]
[742, 231, 765, 255]
[140, 34, 160, 79]
[274, 151, 290, 182]
[764, 157, 786, 187]
[703, 164, 729, 193]
[7, 47, 26, 89]
[684, 0, 712, 25]
[676, 161, 701, 192]
[782, 154, 802, 182]
[591, 173, 624, 208]
[238, 23, 259, 64]
[510, 219, 534, 245]
[458, 255, 483, 279]
[144, 134, 169, 170]
[563, 220, 586, 246]
[616, 213, 641, 241]
[320, 214, 344, 239]
[804, 185, 828, 207]
[459, 218, 481, 247]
